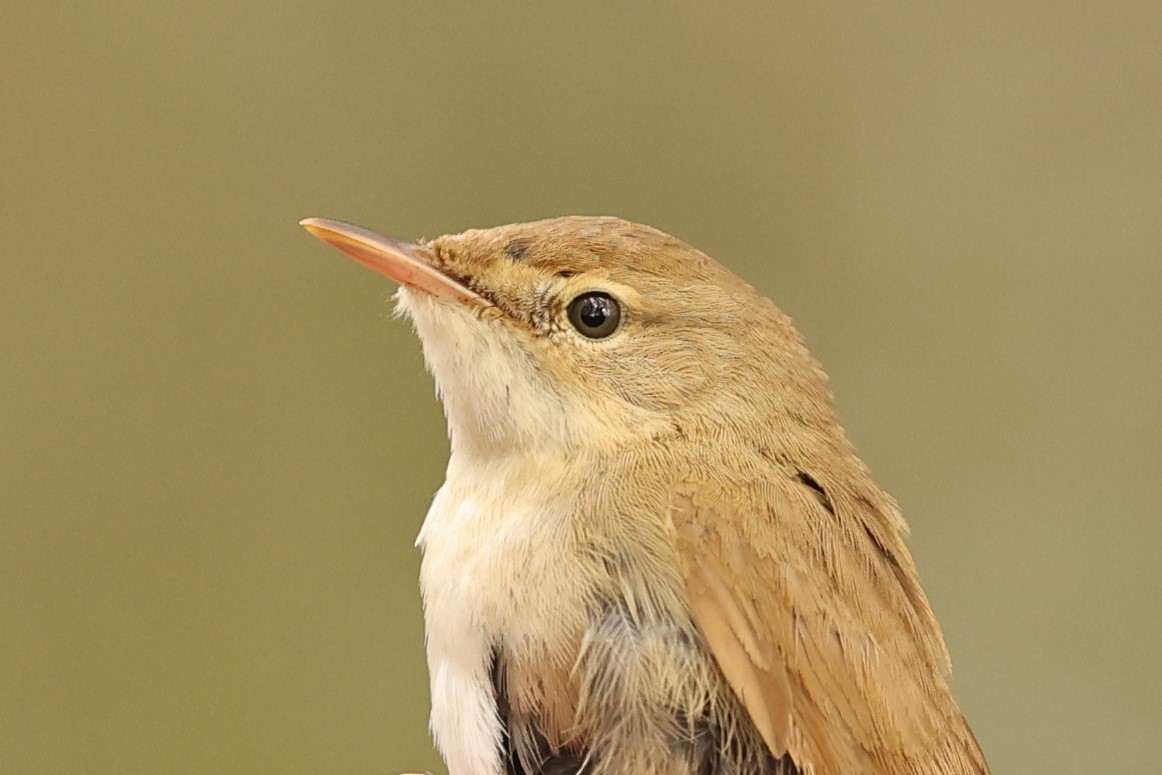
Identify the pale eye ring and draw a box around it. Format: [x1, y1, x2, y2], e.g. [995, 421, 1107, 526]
[567, 292, 621, 339]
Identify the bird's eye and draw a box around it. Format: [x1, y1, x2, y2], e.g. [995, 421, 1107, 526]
[566, 292, 621, 339]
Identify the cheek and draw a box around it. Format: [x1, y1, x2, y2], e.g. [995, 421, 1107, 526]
[570, 335, 715, 413]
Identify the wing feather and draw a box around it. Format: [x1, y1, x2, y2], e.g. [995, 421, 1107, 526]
[670, 480, 988, 775]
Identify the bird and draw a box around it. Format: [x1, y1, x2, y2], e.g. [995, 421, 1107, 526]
[300, 215, 990, 775]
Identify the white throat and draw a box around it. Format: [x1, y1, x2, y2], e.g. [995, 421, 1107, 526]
[396, 288, 660, 460]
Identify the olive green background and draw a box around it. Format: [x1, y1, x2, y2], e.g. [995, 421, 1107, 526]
[3, 3, 1159, 773]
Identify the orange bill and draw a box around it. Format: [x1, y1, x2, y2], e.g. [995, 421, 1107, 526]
[299, 217, 483, 304]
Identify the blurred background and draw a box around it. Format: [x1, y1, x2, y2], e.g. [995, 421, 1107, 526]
[3, 2, 1159, 773]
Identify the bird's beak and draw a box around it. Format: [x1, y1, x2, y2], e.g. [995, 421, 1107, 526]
[299, 217, 485, 305]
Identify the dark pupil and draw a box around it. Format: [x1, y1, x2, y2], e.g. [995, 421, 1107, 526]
[580, 297, 608, 328]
